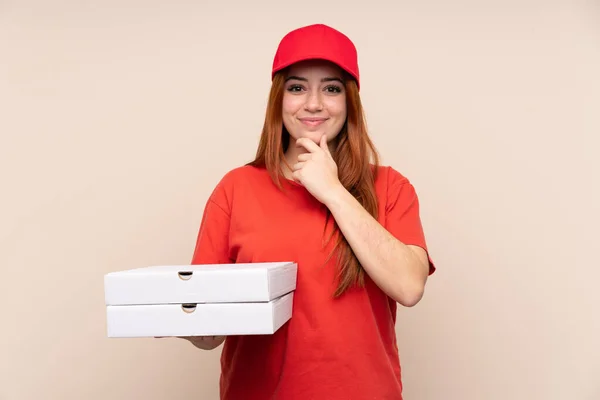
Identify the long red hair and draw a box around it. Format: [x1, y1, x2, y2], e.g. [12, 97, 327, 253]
[247, 71, 380, 297]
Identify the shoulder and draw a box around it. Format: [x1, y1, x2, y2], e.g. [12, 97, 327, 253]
[208, 164, 270, 206]
[372, 164, 420, 208]
[373, 165, 411, 189]
[217, 164, 268, 187]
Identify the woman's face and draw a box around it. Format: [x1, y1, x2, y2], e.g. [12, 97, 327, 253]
[282, 60, 347, 146]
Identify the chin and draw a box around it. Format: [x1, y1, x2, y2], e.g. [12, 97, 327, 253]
[294, 131, 326, 143]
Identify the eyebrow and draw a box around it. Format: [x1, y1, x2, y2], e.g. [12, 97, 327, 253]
[285, 76, 344, 84]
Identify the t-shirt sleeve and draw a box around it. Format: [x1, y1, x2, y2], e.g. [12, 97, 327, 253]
[190, 182, 233, 265]
[385, 168, 436, 275]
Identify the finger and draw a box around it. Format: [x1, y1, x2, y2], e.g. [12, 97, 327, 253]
[176, 336, 200, 341]
[179, 335, 220, 340]
[292, 161, 305, 171]
[295, 137, 321, 153]
[297, 153, 312, 162]
[319, 135, 330, 154]
[291, 170, 303, 185]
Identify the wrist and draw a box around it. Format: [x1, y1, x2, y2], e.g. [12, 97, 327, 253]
[324, 183, 352, 211]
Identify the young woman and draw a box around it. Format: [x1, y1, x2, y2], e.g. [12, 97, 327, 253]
[183, 23, 435, 400]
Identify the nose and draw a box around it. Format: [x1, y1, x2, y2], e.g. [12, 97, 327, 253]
[304, 90, 323, 112]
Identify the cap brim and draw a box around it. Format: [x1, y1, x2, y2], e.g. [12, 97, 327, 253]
[272, 54, 359, 88]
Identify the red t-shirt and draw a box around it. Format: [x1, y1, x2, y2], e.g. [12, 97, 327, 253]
[191, 164, 435, 400]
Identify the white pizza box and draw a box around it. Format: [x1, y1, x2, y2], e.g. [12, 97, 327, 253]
[106, 292, 294, 338]
[104, 262, 297, 305]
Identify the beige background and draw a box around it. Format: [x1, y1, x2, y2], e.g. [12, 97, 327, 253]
[1, 1, 599, 399]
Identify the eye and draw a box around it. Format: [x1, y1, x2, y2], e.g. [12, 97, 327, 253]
[324, 85, 343, 93]
[286, 84, 304, 92]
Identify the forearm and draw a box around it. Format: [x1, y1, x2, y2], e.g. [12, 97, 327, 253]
[324, 186, 429, 306]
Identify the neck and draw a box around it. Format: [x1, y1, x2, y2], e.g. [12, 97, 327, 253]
[283, 142, 307, 165]
[281, 145, 304, 180]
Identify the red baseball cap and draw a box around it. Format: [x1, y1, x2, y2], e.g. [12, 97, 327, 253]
[271, 24, 360, 90]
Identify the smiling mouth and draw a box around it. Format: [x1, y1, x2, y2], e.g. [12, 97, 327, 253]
[299, 118, 328, 127]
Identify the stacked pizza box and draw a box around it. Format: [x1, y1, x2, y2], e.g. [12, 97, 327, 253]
[104, 262, 297, 338]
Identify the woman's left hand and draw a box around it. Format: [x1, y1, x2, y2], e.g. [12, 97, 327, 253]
[292, 136, 344, 205]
